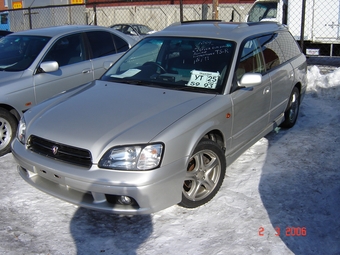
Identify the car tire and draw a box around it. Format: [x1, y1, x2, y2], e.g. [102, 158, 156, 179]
[179, 138, 226, 208]
[0, 108, 18, 157]
[281, 87, 300, 128]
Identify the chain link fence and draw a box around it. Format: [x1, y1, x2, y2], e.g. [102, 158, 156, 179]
[2, 0, 340, 57]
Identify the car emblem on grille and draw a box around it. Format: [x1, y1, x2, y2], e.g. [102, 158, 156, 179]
[52, 145, 59, 155]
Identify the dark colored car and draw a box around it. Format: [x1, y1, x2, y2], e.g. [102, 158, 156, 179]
[110, 23, 156, 39]
[0, 30, 12, 38]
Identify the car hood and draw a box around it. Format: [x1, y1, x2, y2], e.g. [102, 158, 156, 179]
[26, 80, 216, 160]
[0, 71, 25, 86]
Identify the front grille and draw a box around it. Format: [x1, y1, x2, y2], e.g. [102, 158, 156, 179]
[28, 135, 92, 168]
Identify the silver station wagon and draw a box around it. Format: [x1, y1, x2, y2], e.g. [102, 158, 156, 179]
[12, 21, 307, 215]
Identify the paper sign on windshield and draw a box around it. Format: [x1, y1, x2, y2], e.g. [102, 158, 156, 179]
[187, 70, 220, 89]
[111, 69, 141, 78]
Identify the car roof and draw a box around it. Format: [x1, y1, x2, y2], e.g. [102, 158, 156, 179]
[11, 25, 128, 38]
[112, 23, 147, 26]
[151, 21, 286, 42]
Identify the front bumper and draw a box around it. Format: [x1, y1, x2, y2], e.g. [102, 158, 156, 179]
[12, 139, 187, 215]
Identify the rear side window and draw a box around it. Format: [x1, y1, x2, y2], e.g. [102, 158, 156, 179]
[258, 34, 285, 71]
[275, 31, 302, 61]
[112, 34, 129, 53]
[87, 31, 117, 58]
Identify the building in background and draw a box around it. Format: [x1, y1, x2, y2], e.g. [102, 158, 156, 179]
[4, 0, 69, 9]
[0, 0, 9, 30]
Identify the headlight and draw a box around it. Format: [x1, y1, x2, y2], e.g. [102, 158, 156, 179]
[17, 117, 26, 144]
[99, 143, 163, 170]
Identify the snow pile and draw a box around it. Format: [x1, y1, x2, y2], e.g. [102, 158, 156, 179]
[307, 65, 340, 99]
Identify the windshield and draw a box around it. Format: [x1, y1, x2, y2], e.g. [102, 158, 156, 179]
[247, 2, 277, 22]
[0, 35, 50, 71]
[102, 37, 235, 94]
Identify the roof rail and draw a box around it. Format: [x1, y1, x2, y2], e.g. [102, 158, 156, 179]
[181, 20, 223, 24]
[168, 20, 224, 27]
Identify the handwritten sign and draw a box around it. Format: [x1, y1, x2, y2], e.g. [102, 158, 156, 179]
[187, 70, 220, 89]
[192, 42, 231, 64]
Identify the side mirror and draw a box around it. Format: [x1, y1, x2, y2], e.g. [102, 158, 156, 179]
[239, 73, 262, 88]
[103, 61, 114, 70]
[40, 61, 59, 73]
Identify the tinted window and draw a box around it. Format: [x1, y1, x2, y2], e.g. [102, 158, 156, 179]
[275, 31, 302, 61]
[112, 34, 129, 53]
[87, 31, 116, 58]
[0, 35, 50, 71]
[258, 34, 284, 71]
[43, 33, 86, 67]
[236, 38, 265, 80]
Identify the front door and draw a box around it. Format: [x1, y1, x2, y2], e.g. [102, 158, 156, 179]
[34, 33, 93, 104]
[230, 38, 271, 153]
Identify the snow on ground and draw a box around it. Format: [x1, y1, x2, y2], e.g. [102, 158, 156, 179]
[0, 63, 339, 255]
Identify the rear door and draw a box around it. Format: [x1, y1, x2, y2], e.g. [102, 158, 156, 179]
[86, 31, 131, 79]
[259, 33, 297, 122]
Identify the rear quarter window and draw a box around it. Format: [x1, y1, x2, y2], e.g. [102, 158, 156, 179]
[275, 31, 302, 61]
[258, 34, 285, 71]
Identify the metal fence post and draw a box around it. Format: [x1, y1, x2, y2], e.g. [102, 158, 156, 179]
[212, 0, 219, 19]
[28, 7, 32, 29]
[93, 4, 97, 25]
[300, 0, 306, 53]
[202, 4, 208, 20]
[180, 0, 183, 22]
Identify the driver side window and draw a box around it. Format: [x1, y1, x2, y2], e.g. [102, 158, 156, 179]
[43, 34, 85, 67]
[236, 39, 265, 81]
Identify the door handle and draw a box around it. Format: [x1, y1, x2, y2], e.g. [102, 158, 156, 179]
[82, 69, 92, 74]
[263, 86, 270, 94]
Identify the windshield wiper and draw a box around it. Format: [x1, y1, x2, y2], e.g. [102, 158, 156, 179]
[112, 78, 162, 87]
[170, 85, 217, 94]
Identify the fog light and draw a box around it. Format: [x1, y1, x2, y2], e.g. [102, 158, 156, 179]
[119, 196, 132, 205]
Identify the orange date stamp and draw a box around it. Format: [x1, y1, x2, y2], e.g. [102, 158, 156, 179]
[259, 227, 307, 237]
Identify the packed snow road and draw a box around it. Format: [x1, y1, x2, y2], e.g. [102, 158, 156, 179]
[0, 64, 339, 255]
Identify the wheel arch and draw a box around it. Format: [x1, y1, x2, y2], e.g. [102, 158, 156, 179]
[293, 82, 302, 103]
[202, 130, 225, 152]
[186, 128, 226, 162]
[0, 104, 21, 122]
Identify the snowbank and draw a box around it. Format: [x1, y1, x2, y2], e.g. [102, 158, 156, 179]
[307, 66, 340, 99]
